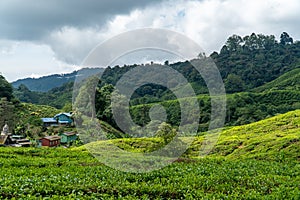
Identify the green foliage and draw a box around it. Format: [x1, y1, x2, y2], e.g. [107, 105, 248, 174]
[0, 76, 18, 130]
[0, 75, 13, 101]
[0, 97, 17, 130]
[185, 109, 300, 160]
[14, 81, 74, 109]
[0, 110, 298, 198]
[14, 103, 60, 136]
[280, 32, 293, 45]
[155, 122, 177, 144]
[10, 32, 300, 132]
[87, 109, 300, 161]
[254, 67, 300, 92]
[0, 147, 298, 199]
[95, 83, 115, 123]
[225, 73, 245, 93]
[216, 32, 299, 89]
[129, 90, 300, 132]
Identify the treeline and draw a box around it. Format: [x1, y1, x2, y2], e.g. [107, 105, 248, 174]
[100, 32, 300, 100]
[0, 75, 19, 129]
[14, 32, 300, 108]
[12, 68, 102, 92]
[0, 75, 61, 136]
[129, 90, 300, 133]
[89, 32, 300, 133]
[13, 82, 73, 109]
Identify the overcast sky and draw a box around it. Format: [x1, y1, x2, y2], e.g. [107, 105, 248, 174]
[1, 0, 300, 82]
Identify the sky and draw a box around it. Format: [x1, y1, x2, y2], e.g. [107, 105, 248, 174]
[1, 0, 300, 82]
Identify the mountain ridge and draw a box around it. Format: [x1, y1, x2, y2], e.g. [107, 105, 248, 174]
[11, 68, 104, 92]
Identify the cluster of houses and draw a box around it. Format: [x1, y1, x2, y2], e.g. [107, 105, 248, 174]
[41, 112, 74, 127]
[39, 131, 78, 147]
[0, 124, 32, 147]
[0, 112, 78, 147]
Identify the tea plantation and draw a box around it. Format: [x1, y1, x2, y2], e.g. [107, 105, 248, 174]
[0, 110, 299, 199]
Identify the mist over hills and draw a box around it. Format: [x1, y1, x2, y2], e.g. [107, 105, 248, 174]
[11, 68, 104, 92]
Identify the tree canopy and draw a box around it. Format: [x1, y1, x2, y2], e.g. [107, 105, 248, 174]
[0, 75, 13, 101]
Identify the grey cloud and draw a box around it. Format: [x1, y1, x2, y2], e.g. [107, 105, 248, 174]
[0, 0, 162, 40]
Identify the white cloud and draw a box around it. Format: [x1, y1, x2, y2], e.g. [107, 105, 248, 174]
[0, 41, 78, 81]
[2, 0, 300, 81]
[43, 0, 300, 66]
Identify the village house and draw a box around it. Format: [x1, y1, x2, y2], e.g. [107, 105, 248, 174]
[54, 113, 73, 126]
[58, 131, 77, 144]
[40, 135, 61, 147]
[41, 112, 73, 127]
[41, 117, 57, 127]
[0, 124, 32, 147]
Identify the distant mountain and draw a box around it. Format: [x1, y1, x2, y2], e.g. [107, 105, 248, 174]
[12, 68, 104, 92]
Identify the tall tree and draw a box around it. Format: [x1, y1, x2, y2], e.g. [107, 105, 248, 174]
[226, 35, 243, 52]
[0, 97, 16, 131]
[0, 75, 13, 101]
[280, 32, 293, 45]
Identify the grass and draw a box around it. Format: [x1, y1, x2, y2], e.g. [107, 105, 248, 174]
[0, 147, 299, 199]
[83, 109, 300, 162]
[0, 109, 299, 198]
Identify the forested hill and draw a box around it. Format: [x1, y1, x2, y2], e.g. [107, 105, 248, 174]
[12, 32, 300, 115]
[12, 68, 103, 92]
[253, 68, 300, 92]
[100, 32, 300, 97]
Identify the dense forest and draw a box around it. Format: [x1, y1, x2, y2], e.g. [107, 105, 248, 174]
[83, 32, 300, 133]
[10, 32, 300, 136]
[0, 75, 18, 129]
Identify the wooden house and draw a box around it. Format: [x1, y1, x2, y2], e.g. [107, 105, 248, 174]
[41, 118, 58, 127]
[40, 136, 61, 147]
[41, 112, 73, 127]
[54, 113, 73, 126]
[16, 138, 32, 147]
[10, 135, 32, 147]
[58, 132, 77, 143]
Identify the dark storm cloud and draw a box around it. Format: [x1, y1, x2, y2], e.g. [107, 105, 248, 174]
[0, 0, 162, 40]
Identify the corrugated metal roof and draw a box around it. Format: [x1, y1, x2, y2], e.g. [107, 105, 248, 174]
[16, 139, 30, 143]
[61, 132, 77, 136]
[58, 120, 71, 124]
[42, 136, 61, 141]
[18, 142, 32, 146]
[41, 118, 57, 123]
[54, 112, 72, 118]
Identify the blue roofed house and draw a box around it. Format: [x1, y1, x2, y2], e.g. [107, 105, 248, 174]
[41, 118, 58, 127]
[54, 113, 73, 126]
[58, 131, 77, 144]
[41, 112, 73, 127]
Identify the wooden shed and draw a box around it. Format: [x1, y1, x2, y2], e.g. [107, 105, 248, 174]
[58, 132, 77, 143]
[40, 136, 61, 147]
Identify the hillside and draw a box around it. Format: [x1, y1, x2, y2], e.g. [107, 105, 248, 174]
[14, 32, 300, 105]
[99, 32, 300, 99]
[82, 109, 300, 161]
[194, 109, 300, 160]
[254, 67, 300, 92]
[10, 32, 300, 134]
[13, 81, 74, 109]
[129, 89, 300, 132]
[12, 68, 103, 92]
